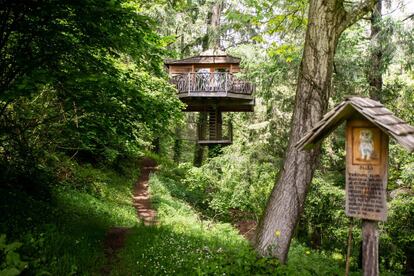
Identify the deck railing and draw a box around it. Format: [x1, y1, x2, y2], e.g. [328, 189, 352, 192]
[170, 72, 254, 96]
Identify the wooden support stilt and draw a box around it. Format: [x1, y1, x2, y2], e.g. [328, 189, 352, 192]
[362, 220, 379, 276]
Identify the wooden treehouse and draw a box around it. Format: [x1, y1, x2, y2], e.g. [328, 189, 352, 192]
[165, 49, 255, 145]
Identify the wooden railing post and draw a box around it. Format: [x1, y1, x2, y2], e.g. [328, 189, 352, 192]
[225, 73, 228, 95]
[188, 73, 191, 95]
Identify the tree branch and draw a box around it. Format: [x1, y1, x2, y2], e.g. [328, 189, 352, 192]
[403, 13, 414, 22]
[340, 0, 376, 32]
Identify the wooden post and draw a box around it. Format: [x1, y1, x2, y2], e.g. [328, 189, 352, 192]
[362, 220, 379, 276]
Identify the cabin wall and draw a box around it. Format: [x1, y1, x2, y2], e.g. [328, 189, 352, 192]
[169, 65, 192, 75]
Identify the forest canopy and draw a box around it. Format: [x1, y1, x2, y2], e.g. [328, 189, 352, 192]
[0, 0, 183, 188]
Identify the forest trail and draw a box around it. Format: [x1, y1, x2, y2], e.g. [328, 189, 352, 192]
[132, 158, 158, 225]
[101, 157, 158, 275]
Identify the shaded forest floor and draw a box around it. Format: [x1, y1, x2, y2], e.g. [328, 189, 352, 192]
[0, 157, 402, 275]
[102, 157, 158, 275]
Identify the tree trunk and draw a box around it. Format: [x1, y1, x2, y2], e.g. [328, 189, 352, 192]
[207, 1, 223, 49]
[255, 0, 375, 263]
[368, 0, 383, 101]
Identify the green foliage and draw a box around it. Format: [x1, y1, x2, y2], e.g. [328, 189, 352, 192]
[153, 146, 276, 221]
[0, 157, 138, 274]
[114, 166, 351, 275]
[381, 194, 414, 271]
[0, 0, 412, 274]
[0, 235, 28, 276]
[299, 172, 350, 252]
[0, 0, 183, 195]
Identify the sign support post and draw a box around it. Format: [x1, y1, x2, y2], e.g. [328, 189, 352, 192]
[362, 220, 379, 276]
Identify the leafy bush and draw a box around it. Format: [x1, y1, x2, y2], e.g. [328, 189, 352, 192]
[155, 147, 276, 221]
[0, 158, 139, 275]
[299, 172, 350, 251]
[0, 235, 28, 276]
[380, 193, 414, 271]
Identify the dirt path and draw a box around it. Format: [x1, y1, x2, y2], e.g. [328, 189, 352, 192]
[132, 158, 158, 225]
[101, 158, 157, 275]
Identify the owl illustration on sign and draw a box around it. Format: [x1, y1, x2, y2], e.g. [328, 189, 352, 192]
[359, 129, 374, 160]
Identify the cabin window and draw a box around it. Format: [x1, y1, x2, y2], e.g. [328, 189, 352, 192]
[215, 68, 229, 73]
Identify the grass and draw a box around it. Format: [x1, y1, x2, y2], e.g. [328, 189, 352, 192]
[0, 163, 139, 275]
[1, 158, 403, 275]
[113, 170, 352, 276]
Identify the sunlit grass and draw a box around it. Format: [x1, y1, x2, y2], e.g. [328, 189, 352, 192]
[113, 171, 357, 276]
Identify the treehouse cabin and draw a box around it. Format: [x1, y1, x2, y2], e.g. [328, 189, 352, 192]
[165, 49, 255, 145]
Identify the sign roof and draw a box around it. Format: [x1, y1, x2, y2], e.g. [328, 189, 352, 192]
[296, 97, 414, 152]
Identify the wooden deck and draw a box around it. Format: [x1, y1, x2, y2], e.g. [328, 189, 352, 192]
[180, 97, 254, 112]
[198, 140, 232, 145]
[171, 72, 255, 112]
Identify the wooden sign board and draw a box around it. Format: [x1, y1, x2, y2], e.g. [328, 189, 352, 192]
[345, 119, 388, 221]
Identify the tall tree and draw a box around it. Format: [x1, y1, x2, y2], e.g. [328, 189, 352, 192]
[255, 0, 376, 263]
[207, 0, 223, 49]
[193, 0, 223, 167]
[368, 0, 383, 100]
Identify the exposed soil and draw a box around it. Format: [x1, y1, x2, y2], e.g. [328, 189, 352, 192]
[101, 157, 158, 275]
[235, 220, 257, 243]
[101, 227, 131, 275]
[229, 208, 257, 243]
[132, 158, 158, 225]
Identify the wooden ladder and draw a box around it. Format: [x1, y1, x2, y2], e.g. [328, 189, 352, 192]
[208, 108, 222, 140]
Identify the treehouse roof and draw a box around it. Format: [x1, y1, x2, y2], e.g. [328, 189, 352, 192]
[296, 96, 414, 152]
[164, 49, 241, 66]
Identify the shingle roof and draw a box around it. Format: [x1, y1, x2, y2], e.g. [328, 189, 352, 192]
[164, 49, 241, 66]
[296, 96, 414, 152]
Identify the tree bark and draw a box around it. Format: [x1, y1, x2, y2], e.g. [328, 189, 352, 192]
[255, 0, 375, 263]
[207, 1, 223, 49]
[368, 0, 383, 101]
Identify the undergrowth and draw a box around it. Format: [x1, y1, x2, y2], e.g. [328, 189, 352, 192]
[0, 158, 139, 275]
[114, 167, 352, 275]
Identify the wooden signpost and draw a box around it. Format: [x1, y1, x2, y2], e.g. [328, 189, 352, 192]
[296, 97, 414, 276]
[346, 120, 388, 275]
